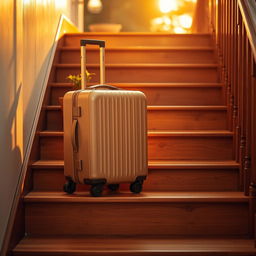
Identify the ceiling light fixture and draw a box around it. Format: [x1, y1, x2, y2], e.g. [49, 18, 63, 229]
[87, 0, 103, 14]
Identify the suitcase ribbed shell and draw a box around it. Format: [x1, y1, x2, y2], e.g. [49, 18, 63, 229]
[90, 91, 147, 182]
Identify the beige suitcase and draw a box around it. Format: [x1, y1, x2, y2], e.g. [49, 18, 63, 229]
[63, 39, 148, 196]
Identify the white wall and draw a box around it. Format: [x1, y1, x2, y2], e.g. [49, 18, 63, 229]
[0, 0, 24, 249]
[23, 0, 71, 147]
[0, 0, 74, 250]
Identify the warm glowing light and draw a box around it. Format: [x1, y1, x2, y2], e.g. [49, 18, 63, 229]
[164, 16, 171, 25]
[172, 15, 180, 27]
[153, 17, 164, 25]
[151, 16, 172, 32]
[55, 0, 66, 8]
[152, 0, 196, 33]
[159, 0, 178, 14]
[87, 0, 103, 14]
[23, 0, 31, 4]
[179, 14, 193, 28]
[174, 27, 187, 34]
[35, 0, 49, 5]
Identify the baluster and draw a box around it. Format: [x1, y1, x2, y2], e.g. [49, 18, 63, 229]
[236, 10, 242, 162]
[232, 1, 239, 161]
[251, 59, 256, 197]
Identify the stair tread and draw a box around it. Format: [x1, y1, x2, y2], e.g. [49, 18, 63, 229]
[31, 159, 239, 169]
[38, 130, 233, 137]
[67, 32, 212, 36]
[24, 191, 249, 203]
[61, 46, 215, 51]
[148, 106, 227, 110]
[55, 63, 219, 68]
[13, 236, 256, 254]
[149, 160, 239, 168]
[49, 82, 224, 88]
[45, 105, 227, 110]
[148, 130, 233, 136]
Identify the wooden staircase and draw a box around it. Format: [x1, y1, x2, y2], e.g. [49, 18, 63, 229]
[12, 33, 256, 255]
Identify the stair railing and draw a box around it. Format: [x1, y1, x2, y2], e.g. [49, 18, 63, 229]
[209, 0, 256, 196]
[209, 0, 256, 241]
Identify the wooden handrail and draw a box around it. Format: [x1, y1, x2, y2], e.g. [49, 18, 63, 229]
[238, 0, 256, 61]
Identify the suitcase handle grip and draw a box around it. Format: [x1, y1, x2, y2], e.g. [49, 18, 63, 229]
[72, 119, 78, 152]
[88, 85, 120, 90]
[80, 39, 105, 48]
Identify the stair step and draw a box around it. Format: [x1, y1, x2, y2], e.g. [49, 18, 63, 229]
[25, 191, 248, 203]
[32, 159, 240, 169]
[60, 46, 216, 64]
[31, 160, 240, 192]
[24, 191, 249, 236]
[38, 130, 234, 161]
[64, 33, 213, 47]
[45, 105, 228, 131]
[54, 64, 219, 83]
[13, 236, 256, 256]
[149, 106, 227, 130]
[49, 82, 224, 106]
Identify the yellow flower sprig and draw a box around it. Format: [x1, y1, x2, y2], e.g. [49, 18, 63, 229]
[67, 70, 95, 90]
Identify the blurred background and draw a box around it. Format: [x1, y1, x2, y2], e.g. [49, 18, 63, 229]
[83, 0, 209, 33]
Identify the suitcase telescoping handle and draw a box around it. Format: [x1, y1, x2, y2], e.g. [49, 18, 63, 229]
[80, 39, 105, 89]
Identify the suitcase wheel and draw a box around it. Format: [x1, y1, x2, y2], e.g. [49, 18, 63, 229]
[130, 181, 143, 194]
[63, 180, 76, 194]
[90, 184, 104, 197]
[108, 184, 119, 192]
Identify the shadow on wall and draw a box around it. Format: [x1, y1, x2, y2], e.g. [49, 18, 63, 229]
[0, 83, 23, 248]
[0, 0, 23, 248]
[6, 85, 23, 172]
[23, 48, 53, 148]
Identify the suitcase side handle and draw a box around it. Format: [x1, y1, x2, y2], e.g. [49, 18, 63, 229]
[72, 119, 79, 152]
[80, 39, 105, 48]
[88, 84, 120, 90]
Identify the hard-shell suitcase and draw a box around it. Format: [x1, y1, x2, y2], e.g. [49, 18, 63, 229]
[63, 39, 148, 196]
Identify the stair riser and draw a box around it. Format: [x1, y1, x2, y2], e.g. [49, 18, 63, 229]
[46, 110, 63, 131]
[64, 34, 213, 47]
[32, 168, 240, 192]
[60, 49, 216, 64]
[45, 109, 228, 131]
[25, 202, 249, 236]
[51, 86, 224, 106]
[148, 136, 233, 160]
[55, 66, 219, 83]
[148, 110, 227, 130]
[39, 136, 233, 160]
